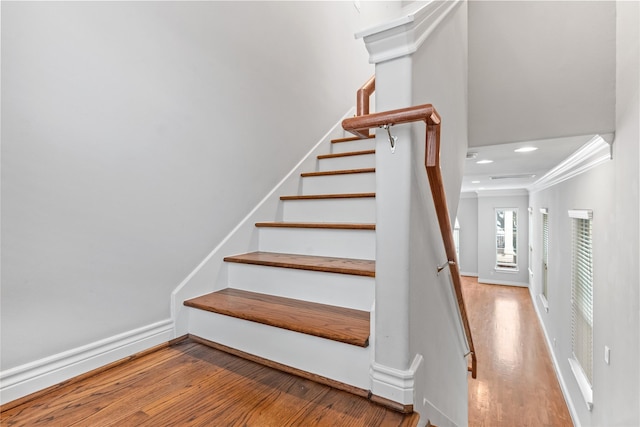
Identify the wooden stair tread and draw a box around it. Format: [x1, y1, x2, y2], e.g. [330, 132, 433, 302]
[280, 192, 375, 201]
[318, 149, 375, 160]
[184, 288, 370, 347]
[223, 251, 375, 277]
[255, 222, 375, 230]
[331, 135, 375, 143]
[301, 167, 375, 178]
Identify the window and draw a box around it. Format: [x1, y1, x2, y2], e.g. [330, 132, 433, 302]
[542, 210, 549, 300]
[495, 208, 518, 270]
[528, 207, 533, 277]
[454, 217, 460, 260]
[568, 209, 593, 410]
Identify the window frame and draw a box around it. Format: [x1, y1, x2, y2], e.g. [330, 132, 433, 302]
[568, 209, 594, 411]
[495, 207, 519, 271]
[540, 208, 549, 312]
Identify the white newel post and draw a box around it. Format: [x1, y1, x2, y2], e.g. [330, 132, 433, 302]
[370, 56, 415, 404]
[356, 1, 465, 406]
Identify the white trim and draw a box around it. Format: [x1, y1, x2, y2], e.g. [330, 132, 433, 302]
[356, 0, 463, 64]
[495, 266, 519, 273]
[460, 192, 478, 199]
[568, 209, 593, 220]
[477, 188, 529, 198]
[421, 395, 459, 427]
[370, 354, 423, 405]
[529, 286, 580, 426]
[0, 319, 174, 405]
[460, 272, 478, 277]
[477, 278, 529, 288]
[529, 134, 613, 193]
[569, 357, 594, 411]
[539, 294, 549, 313]
[170, 109, 356, 336]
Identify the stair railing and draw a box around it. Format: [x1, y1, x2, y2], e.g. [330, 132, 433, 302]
[342, 103, 477, 379]
[353, 76, 376, 138]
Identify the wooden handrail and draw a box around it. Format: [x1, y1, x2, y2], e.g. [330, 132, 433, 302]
[342, 104, 477, 379]
[354, 76, 376, 138]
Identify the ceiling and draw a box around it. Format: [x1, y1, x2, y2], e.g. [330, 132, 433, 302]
[461, 133, 613, 193]
[464, 1, 616, 193]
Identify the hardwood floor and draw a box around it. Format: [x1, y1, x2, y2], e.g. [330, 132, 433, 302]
[0, 338, 417, 427]
[462, 276, 573, 426]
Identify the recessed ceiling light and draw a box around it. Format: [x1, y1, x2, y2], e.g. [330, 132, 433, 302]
[476, 159, 493, 164]
[471, 180, 481, 184]
[515, 147, 538, 153]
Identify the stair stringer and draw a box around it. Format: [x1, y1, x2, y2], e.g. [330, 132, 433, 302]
[170, 108, 356, 337]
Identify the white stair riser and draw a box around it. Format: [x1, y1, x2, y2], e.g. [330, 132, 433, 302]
[318, 154, 375, 172]
[302, 172, 375, 195]
[331, 139, 376, 154]
[188, 309, 371, 390]
[227, 263, 375, 311]
[258, 227, 375, 259]
[282, 198, 376, 223]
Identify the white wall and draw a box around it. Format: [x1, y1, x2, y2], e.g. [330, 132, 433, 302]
[468, 0, 616, 147]
[477, 191, 529, 287]
[1, 1, 372, 372]
[457, 193, 478, 276]
[408, 3, 470, 426]
[529, 3, 639, 425]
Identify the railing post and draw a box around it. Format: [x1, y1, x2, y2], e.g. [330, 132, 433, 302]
[353, 76, 376, 138]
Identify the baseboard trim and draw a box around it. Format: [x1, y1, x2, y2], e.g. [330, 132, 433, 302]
[370, 354, 423, 407]
[0, 319, 174, 406]
[460, 272, 478, 277]
[528, 287, 580, 427]
[422, 395, 459, 427]
[477, 278, 529, 288]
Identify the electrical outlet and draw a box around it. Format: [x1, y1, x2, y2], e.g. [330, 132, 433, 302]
[604, 346, 610, 365]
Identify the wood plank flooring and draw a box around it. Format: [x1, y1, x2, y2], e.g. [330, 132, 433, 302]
[462, 276, 572, 426]
[0, 339, 418, 427]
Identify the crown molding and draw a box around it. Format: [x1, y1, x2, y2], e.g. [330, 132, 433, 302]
[477, 188, 529, 198]
[356, 0, 464, 64]
[528, 134, 613, 194]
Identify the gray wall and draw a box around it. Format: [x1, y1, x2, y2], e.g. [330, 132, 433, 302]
[1, 2, 373, 370]
[457, 193, 478, 276]
[468, 1, 615, 147]
[529, 2, 639, 425]
[408, 3, 470, 425]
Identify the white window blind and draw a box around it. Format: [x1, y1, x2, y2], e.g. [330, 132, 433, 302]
[542, 212, 549, 299]
[569, 210, 593, 388]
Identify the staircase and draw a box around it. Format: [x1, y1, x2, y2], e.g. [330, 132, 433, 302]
[184, 134, 378, 393]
